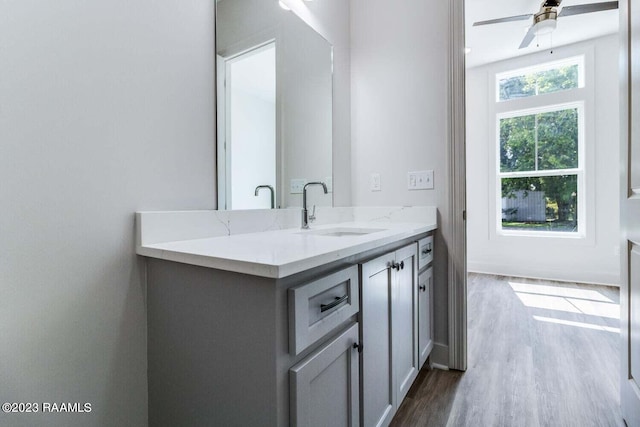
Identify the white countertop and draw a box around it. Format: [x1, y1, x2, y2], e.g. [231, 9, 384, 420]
[137, 221, 436, 278]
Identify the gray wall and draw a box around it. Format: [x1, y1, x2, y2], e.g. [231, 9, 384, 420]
[0, 1, 216, 425]
[349, 0, 452, 362]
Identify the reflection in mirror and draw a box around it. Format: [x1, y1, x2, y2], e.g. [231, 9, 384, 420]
[216, 0, 333, 210]
[220, 43, 276, 210]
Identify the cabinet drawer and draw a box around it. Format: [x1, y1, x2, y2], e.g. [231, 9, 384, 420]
[289, 266, 359, 355]
[418, 235, 434, 270]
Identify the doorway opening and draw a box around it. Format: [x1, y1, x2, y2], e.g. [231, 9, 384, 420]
[462, 0, 623, 423]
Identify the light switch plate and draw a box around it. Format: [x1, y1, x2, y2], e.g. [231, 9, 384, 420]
[408, 170, 434, 190]
[290, 178, 307, 194]
[370, 173, 381, 192]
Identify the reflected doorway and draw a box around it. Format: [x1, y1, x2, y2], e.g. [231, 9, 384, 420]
[217, 42, 276, 210]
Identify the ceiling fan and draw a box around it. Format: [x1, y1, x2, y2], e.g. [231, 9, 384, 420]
[473, 0, 619, 49]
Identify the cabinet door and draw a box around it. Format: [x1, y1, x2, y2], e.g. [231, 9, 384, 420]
[361, 254, 395, 427]
[418, 267, 434, 369]
[290, 323, 360, 427]
[393, 244, 419, 404]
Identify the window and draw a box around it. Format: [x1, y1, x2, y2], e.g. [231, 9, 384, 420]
[496, 57, 585, 235]
[497, 56, 584, 101]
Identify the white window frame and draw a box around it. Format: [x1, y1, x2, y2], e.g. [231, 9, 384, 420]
[487, 51, 596, 244]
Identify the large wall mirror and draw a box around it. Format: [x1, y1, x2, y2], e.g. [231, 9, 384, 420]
[216, 0, 334, 210]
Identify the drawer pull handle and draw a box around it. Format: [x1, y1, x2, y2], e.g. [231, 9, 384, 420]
[320, 295, 348, 312]
[422, 247, 432, 255]
[419, 285, 426, 292]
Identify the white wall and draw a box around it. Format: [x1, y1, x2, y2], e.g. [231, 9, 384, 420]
[0, 1, 216, 426]
[466, 35, 620, 285]
[350, 0, 452, 363]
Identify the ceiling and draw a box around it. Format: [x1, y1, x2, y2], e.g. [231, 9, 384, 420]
[465, 0, 619, 68]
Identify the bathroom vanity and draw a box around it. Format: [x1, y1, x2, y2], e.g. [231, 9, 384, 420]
[137, 208, 436, 427]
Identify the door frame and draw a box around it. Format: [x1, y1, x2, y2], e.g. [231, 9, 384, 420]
[619, 0, 640, 424]
[448, 0, 467, 372]
[453, 1, 639, 422]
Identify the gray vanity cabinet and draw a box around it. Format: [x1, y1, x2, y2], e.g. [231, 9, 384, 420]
[392, 245, 420, 403]
[417, 235, 435, 369]
[147, 258, 362, 427]
[418, 266, 434, 368]
[360, 243, 418, 427]
[145, 233, 431, 427]
[290, 323, 360, 427]
[288, 267, 360, 427]
[360, 253, 395, 427]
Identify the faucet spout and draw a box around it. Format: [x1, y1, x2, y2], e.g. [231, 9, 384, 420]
[301, 182, 328, 229]
[254, 185, 275, 209]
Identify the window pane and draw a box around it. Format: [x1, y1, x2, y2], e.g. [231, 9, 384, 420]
[501, 175, 578, 233]
[499, 75, 535, 100]
[537, 108, 578, 170]
[500, 108, 579, 173]
[500, 115, 536, 172]
[498, 64, 580, 101]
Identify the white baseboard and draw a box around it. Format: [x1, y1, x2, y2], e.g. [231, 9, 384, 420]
[430, 362, 449, 371]
[467, 261, 620, 287]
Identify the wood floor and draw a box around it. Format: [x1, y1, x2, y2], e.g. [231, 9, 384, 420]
[390, 273, 624, 427]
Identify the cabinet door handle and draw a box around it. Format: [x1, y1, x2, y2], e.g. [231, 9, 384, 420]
[353, 342, 363, 353]
[320, 295, 348, 312]
[419, 285, 426, 292]
[391, 261, 404, 271]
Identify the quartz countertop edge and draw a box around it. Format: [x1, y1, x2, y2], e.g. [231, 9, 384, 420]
[137, 221, 437, 279]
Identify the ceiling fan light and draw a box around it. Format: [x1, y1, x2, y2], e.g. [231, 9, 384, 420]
[534, 18, 557, 35]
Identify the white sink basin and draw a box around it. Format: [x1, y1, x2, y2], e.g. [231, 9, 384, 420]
[298, 227, 387, 237]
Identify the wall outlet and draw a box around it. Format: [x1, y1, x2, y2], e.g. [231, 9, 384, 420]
[325, 176, 333, 193]
[290, 178, 307, 194]
[370, 173, 381, 192]
[408, 170, 434, 190]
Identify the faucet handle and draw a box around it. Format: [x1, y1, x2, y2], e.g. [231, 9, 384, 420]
[309, 205, 317, 222]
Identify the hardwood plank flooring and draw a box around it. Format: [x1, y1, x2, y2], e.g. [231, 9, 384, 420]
[391, 273, 623, 427]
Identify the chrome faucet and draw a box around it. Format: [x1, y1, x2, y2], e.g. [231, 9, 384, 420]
[254, 185, 275, 209]
[301, 182, 328, 229]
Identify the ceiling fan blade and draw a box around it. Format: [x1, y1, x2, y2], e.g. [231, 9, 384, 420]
[558, 1, 618, 17]
[473, 14, 533, 26]
[519, 25, 537, 49]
